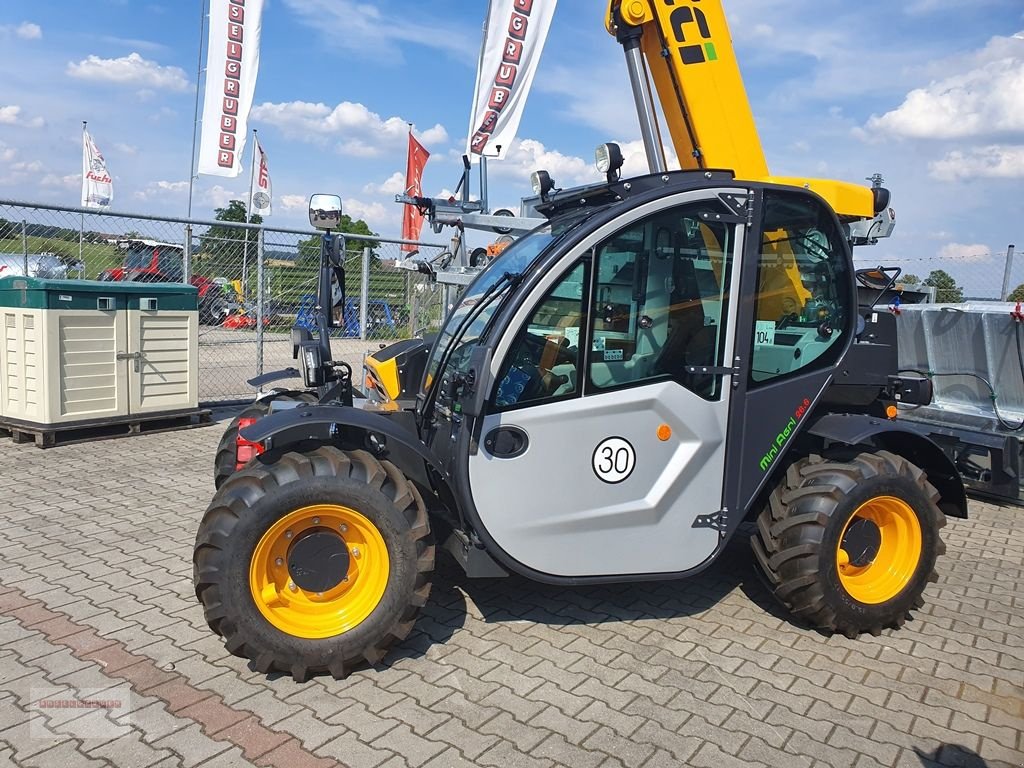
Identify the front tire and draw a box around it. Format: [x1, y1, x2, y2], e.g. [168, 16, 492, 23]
[752, 450, 946, 637]
[194, 446, 434, 680]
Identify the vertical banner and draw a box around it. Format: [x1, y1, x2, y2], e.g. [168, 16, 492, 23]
[466, 0, 558, 161]
[250, 139, 272, 216]
[82, 127, 113, 208]
[198, 0, 265, 177]
[401, 133, 430, 253]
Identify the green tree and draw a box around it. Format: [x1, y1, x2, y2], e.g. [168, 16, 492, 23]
[1008, 284, 1024, 303]
[923, 269, 964, 303]
[198, 200, 263, 279]
[901, 273, 921, 285]
[297, 214, 379, 266]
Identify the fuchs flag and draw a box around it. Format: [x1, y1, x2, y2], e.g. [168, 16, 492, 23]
[401, 132, 430, 254]
[251, 139, 272, 217]
[81, 127, 113, 208]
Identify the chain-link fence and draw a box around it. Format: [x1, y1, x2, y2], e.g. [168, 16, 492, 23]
[852, 245, 1019, 303]
[0, 199, 447, 404]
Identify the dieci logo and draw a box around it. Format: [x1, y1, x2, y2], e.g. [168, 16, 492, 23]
[663, 0, 718, 66]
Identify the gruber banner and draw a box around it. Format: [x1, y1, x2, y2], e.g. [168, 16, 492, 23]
[198, 0, 265, 178]
[401, 133, 430, 253]
[81, 128, 113, 209]
[466, 0, 557, 161]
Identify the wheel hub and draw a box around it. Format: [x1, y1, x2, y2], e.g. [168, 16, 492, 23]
[288, 530, 350, 593]
[836, 496, 923, 605]
[839, 518, 881, 567]
[249, 504, 390, 639]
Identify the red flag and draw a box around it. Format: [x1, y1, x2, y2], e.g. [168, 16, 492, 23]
[401, 133, 430, 253]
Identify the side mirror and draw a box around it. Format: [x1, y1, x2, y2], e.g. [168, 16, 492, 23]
[309, 194, 343, 231]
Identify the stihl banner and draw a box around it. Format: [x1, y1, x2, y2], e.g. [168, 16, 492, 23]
[198, 0, 264, 177]
[251, 139, 272, 216]
[466, 0, 557, 160]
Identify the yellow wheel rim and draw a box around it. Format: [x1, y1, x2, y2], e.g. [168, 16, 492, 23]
[837, 496, 922, 605]
[249, 505, 389, 639]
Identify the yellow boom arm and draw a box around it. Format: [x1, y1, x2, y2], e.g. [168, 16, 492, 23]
[606, 0, 876, 220]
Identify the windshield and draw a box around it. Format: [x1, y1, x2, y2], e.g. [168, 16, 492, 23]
[124, 247, 154, 270]
[424, 212, 592, 389]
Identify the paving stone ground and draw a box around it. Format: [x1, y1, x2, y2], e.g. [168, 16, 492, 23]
[0, 411, 1021, 768]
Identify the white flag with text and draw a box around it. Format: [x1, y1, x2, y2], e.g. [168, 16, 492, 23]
[198, 0, 265, 177]
[81, 128, 113, 209]
[251, 140, 272, 216]
[466, 0, 557, 160]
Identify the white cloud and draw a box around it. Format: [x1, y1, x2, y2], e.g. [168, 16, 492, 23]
[114, 143, 138, 156]
[937, 243, 992, 263]
[929, 145, 1024, 181]
[67, 52, 190, 92]
[251, 100, 448, 158]
[204, 186, 237, 209]
[865, 33, 1024, 140]
[344, 199, 391, 231]
[362, 172, 407, 197]
[11, 161, 43, 173]
[0, 143, 15, 163]
[487, 138, 599, 189]
[0, 105, 44, 128]
[40, 174, 79, 190]
[16, 22, 41, 40]
[280, 194, 308, 212]
[135, 180, 189, 200]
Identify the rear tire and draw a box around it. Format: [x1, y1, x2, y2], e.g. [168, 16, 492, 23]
[213, 391, 318, 489]
[194, 446, 434, 680]
[751, 450, 946, 637]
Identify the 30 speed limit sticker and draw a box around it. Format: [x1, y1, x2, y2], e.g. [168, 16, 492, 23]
[592, 437, 636, 484]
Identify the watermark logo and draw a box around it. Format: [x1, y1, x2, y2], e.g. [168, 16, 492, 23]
[30, 686, 133, 742]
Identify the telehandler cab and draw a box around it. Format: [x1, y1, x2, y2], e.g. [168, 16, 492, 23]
[193, 0, 966, 680]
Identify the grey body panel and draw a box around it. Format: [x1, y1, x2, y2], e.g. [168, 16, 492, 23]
[469, 383, 728, 576]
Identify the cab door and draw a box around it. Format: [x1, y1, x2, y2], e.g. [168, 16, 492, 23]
[467, 193, 745, 578]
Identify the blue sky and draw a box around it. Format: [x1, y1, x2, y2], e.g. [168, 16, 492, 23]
[1, 0, 1022, 295]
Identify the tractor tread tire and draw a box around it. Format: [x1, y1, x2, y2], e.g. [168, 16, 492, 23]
[213, 391, 318, 489]
[195, 445, 433, 681]
[752, 450, 944, 638]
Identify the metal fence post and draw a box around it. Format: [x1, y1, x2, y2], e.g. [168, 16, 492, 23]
[256, 226, 266, 379]
[360, 247, 370, 341]
[183, 224, 193, 284]
[1001, 244, 1017, 301]
[21, 220, 28, 274]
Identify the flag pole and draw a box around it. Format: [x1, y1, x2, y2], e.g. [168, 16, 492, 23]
[243, 129, 257, 299]
[80, 121, 87, 265]
[187, 0, 207, 221]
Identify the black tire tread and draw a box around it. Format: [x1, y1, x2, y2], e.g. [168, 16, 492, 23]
[212, 391, 318, 489]
[195, 445, 433, 680]
[752, 450, 944, 637]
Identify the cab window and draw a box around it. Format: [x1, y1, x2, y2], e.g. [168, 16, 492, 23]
[750, 191, 851, 384]
[586, 201, 735, 401]
[493, 262, 588, 410]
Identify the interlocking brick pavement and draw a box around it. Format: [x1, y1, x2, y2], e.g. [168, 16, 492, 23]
[0, 411, 1021, 767]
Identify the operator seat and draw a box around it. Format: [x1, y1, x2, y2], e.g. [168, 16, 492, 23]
[653, 258, 716, 395]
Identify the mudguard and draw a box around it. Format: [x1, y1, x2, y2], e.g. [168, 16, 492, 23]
[808, 413, 968, 518]
[239, 405, 455, 507]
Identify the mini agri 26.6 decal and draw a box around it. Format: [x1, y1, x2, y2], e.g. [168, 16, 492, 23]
[759, 398, 812, 473]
